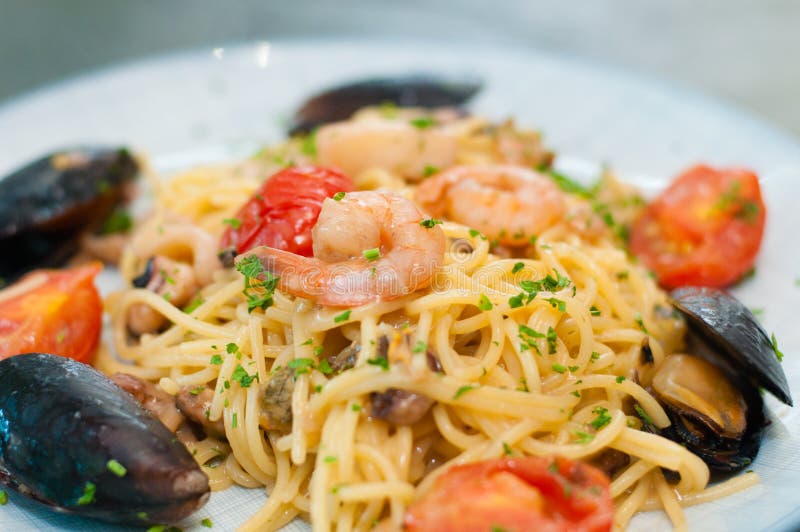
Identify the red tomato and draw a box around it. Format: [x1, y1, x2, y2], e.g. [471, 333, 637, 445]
[0, 262, 103, 363]
[629, 165, 766, 288]
[220, 165, 354, 256]
[405, 456, 613, 532]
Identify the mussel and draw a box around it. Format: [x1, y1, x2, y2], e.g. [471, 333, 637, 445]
[288, 74, 483, 135]
[646, 287, 792, 473]
[0, 147, 138, 283]
[0, 353, 209, 525]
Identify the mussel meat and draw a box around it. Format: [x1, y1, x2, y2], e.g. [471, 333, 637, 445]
[0, 147, 138, 283]
[0, 353, 209, 525]
[646, 287, 793, 473]
[288, 74, 482, 135]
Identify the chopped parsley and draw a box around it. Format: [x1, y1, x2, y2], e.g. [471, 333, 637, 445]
[518, 324, 545, 355]
[546, 327, 558, 354]
[333, 191, 346, 201]
[351, 404, 362, 412]
[616, 375, 626, 383]
[590, 305, 601, 317]
[410, 116, 435, 129]
[478, 294, 493, 311]
[189, 386, 205, 395]
[454, 385, 476, 399]
[301, 130, 317, 156]
[324, 455, 338, 463]
[367, 357, 389, 371]
[288, 358, 316, 377]
[183, 296, 205, 313]
[412, 340, 427, 353]
[362, 248, 381, 261]
[511, 262, 525, 274]
[590, 351, 600, 363]
[101, 208, 133, 234]
[334, 310, 352, 323]
[300, 338, 313, 346]
[544, 297, 566, 312]
[76, 482, 96, 505]
[318, 359, 333, 374]
[468, 228, 487, 240]
[231, 413, 238, 428]
[231, 364, 258, 387]
[634, 313, 649, 334]
[508, 293, 525, 308]
[106, 459, 127, 477]
[634, 404, 654, 425]
[573, 431, 594, 444]
[420, 218, 443, 228]
[502, 442, 513, 456]
[423, 165, 440, 177]
[552, 363, 567, 374]
[538, 165, 594, 198]
[210, 354, 223, 365]
[222, 218, 241, 230]
[313, 345, 324, 356]
[771, 333, 784, 362]
[0, 490, 8, 505]
[201, 518, 213, 528]
[235, 255, 279, 313]
[226, 342, 240, 355]
[590, 407, 612, 430]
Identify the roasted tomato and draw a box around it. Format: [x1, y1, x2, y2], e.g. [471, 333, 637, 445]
[404, 456, 613, 532]
[220, 165, 354, 256]
[630, 165, 766, 288]
[0, 262, 103, 363]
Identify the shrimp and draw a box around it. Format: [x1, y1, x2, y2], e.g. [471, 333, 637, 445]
[413, 165, 566, 246]
[316, 119, 457, 181]
[238, 191, 446, 307]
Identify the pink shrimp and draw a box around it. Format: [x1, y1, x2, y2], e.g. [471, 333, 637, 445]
[413, 165, 566, 246]
[237, 191, 446, 307]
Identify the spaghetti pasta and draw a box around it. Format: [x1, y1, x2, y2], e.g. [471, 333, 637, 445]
[102, 109, 761, 531]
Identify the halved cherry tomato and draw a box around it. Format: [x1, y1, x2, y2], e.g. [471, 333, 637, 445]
[220, 165, 354, 256]
[0, 262, 103, 363]
[404, 456, 613, 532]
[629, 165, 766, 288]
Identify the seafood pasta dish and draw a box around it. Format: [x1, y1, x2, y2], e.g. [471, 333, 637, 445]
[0, 103, 791, 532]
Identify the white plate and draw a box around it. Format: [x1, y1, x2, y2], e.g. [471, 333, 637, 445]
[1, 39, 799, 532]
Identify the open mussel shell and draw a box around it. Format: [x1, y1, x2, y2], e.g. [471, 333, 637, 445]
[0, 147, 138, 282]
[0, 353, 209, 525]
[288, 74, 483, 135]
[670, 286, 792, 406]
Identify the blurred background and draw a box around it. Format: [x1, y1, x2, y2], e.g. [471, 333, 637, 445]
[2, 0, 799, 136]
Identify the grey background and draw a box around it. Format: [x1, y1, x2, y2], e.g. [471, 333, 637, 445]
[2, 0, 799, 137]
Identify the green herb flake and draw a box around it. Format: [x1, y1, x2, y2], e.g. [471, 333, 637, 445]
[101, 209, 133, 234]
[544, 297, 567, 312]
[546, 326, 558, 354]
[573, 431, 594, 444]
[367, 357, 389, 371]
[231, 412, 238, 428]
[288, 358, 316, 377]
[616, 375, 626, 383]
[590, 305, 601, 317]
[590, 351, 600, 363]
[0, 490, 7, 505]
[539, 166, 594, 198]
[201, 518, 213, 528]
[590, 407, 612, 430]
[313, 345, 325, 356]
[502, 442, 513, 456]
[552, 363, 567, 374]
[478, 294, 493, 311]
[222, 218, 242, 230]
[324, 455, 338, 463]
[410, 116, 435, 129]
[235, 255, 279, 313]
[468, 228, 487, 240]
[412, 340, 427, 353]
[183, 296, 205, 313]
[334, 310, 352, 323]
[318, 359, 333, 375]
[423, 165, 440, 177]
[226, 342, 239, 355]
[301, 130, 317, 156]
[771, 333, 784, 362]
[351, 404, 362, 412]
[300, 338, 314, 346]
[511, 262, 525, 274]
[231, 364, 258, 388]
[210, 354, 223, 365]
[333, 191, 346, 201]
[189, 386, 205, 396]
[106, 459, 127, 477]
[363, 248, 381, 261]
[508, 293, 525, 308]
[77, 482, 96, 506]
[634, 404, 654, 425]
[633, 313, 649, 334]
[420, 218, 443, 228]
[454, 385, 476, 399]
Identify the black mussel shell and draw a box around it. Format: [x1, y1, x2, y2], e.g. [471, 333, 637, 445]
[670, 286, 792, 406]
[0, 147, 138, 283]
[0, 353, 209, 525]
[288, 74, 482, 135]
